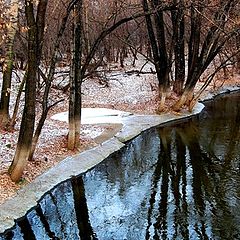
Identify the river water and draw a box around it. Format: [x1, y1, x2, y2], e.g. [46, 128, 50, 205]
[1, 92, 240, 240]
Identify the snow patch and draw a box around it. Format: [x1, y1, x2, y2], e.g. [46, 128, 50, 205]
[51, 108, 132, 124]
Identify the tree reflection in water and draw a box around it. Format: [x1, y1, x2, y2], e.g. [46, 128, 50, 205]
[71, 176, 97, 240]
[1, 93, 239, 240]
[144, 93, 240, 240]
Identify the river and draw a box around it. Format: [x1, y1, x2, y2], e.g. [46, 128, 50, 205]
[1, 92, 240, 240]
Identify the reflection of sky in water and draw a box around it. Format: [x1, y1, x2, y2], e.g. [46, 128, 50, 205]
[1, 93, 239, 240]
[83, 132, 160, 240]
[82, 94, 240, 239]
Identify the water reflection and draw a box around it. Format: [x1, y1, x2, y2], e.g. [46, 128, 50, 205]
[1, 93, 240, 240]
[71, 176, 97, 240]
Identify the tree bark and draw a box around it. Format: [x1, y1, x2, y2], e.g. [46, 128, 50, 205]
[151, 0, 169, 87]
[0, 0, 18, 127]
[28, 0, 76, 160]
[172, 0, 185, 95]
[8, 72, 27, 129]
[173, 0, 236, 111]
[142, 0, 167, 111]
[68, 0, 83, 150]
[236, 34, 240, 73]
[9, 0, 38, 182]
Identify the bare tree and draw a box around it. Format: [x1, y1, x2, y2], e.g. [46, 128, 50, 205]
[9, 0, 48, 182]
[171, 0, 185, 95]
[0, 0, 19, 127]
[142, 0, 240, 111]
[28, 0, 79, 160]
[68, 0, 83, 150]
[67, 0, 175, 150]
[142, 0, 172, 111]
[174, 0, 240, 111]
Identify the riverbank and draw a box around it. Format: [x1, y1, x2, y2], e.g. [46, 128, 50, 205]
[0, 84, 240, 233]
[1, 58, 240, 205]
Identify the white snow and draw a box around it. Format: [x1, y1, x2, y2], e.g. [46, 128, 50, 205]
[51, 108, 132, 124]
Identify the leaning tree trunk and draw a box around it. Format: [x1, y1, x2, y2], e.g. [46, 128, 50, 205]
[0, 0, 18, 127]
[68, 0, 83, 150]
[173, 0, 235, 112]
[9, 0, 38, 182]
[28, 112, 47, 161]
[8, 72, 26, 129]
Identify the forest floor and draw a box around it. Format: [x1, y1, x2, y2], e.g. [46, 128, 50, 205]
[0, 57, 240, 205]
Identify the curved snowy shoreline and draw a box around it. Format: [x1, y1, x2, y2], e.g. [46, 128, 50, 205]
[0, 86, 239, 233]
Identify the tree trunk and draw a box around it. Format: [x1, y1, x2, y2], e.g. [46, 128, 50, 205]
[152, 0, 170, 89]
[0, 0, 18, 127]
[0, 58, 13, 126]
[68, 0, 83, 150]
[186, 0, 234, 91]
[172, 0, 185, 95]
[8, 72, 27, 130]
[173, 0, 234, 113]
[9, 0, 38, 182]
[186, 3, 201, 87]
[172, 87, 194, 112]
[28, 111, 47, 161]
[68, 37, 77, 150]
[28, 0, 81, 159]
[83, 1, 90, 56]
[142, 0, 171, 112]
[236, 34, 240, 73]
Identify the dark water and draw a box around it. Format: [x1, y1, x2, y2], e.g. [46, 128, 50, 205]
[1, 92, 240, 240]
